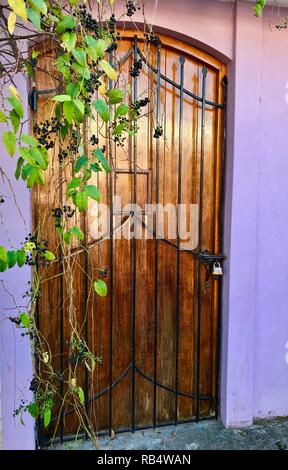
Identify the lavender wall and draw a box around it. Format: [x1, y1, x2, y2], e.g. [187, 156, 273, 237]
[253, 7, 288, 419]
[1, 0, 288, 449]
[0, 75, 34, 449]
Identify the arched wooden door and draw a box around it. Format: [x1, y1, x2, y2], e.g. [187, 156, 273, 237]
[32, 32, 226, 443]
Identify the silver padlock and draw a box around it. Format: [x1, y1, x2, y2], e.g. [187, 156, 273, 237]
[212, 261, 223, 277]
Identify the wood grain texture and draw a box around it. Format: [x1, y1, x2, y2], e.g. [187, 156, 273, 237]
[32, 33, 226, 437]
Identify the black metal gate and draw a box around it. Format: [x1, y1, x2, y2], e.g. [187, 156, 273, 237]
[34, 33, 227, 445]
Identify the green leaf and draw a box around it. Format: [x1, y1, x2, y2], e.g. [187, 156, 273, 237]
[63, 101, 74, 124]
[93, 99, 110, 123]
[19, 147, 31, 161]
[113, 122, 126, 136]
[51, 94, 72, 102]
[73, 62, 90, 80]
[95, 39, 109, 59]
[28, 402, 39, 419]
[90, 162, 101, 173]
[94, 148, 110, 173]
[74, 156, 88, 173]
[7, 96, 24, 118]
[30, 148, 47, 170]
[115, 103, 129, 120]
[93, 279, 107, 297]
[71, 226, 84, 240]
[15, 157, 24, 180]
[43, 250, 56, 261]
[56, 55, 71, 81]
[72, 48, 87, 67]
[82, 168, 91, 183]
[9, 110, 20, 133]
[0, 110, 7, 123]
[86, 45, 98, 62]
[56, 15, 75, 33]
[106, 89, 124, 105]
[3, 131, 16, 157]
[30, 0, 47, 15]
[0, 246, 8, 263]
[63, 231, 71, 244]
[75, 191, 88, 212]
[7, 250, 17, 268]
[27, 8, 41, 29]
[43, 408, 51, 428]
[78, 387, 85, 404]
[21, 133, 38, 147]
[84, 184, 101, 202]
[8, 0, 27, 21]
[0, 260, 7, 272]
[73, 99, 84, 115]
[100, 59, 117, 81]
[67, 177, 81, 190]
[20, 312, 30, 329]
[66, 82, 80, 99]
[16, 249, 26, 267]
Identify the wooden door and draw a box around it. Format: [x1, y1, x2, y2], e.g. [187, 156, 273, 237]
[32, 33, 226, 442]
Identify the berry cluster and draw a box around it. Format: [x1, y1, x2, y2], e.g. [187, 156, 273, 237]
[126, 1, 137, 17]
[52, 206, 75, 228]
[21, 233, 47, 267]
[68, 131, 80, 155]
[9, 316, 21, 326]
[99, 268, 108, 278]
[90, 135, 99, 146]
[29, 377, 39, 393]
[13, 400, 28, 418]
[131, 97, 150, 119]
[153, 126, 163, 139]
[130, 59, 143, 78]
[85, 71, 104, 97]
[144, 31, 162, 46]
[69, 340, 88, 365]
[106, 14, 120, 53]
[34, 118, 61, 150]
[79, 4, 98, 34]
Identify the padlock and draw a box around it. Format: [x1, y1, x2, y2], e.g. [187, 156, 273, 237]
[212, 261, 223, 277]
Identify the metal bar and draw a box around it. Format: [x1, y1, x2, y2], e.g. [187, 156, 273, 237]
[153, 44, 161, 428]
[135, 365, 215, 401]
[108, 50, 114, 437]
[58, 84, 65, 442]
[83, 116, 89, 437]
[131, 35, 138, 433]
[137, 49, 224, 109]
[59, 173, 64, 444]
[174, 53, 185, 425]
[53, 364, 133, 421]
[196, 66, 207, 421]
[215, 76, 228, 419]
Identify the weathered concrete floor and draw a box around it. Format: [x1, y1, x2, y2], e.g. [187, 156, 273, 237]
[49, 418, 288, 450]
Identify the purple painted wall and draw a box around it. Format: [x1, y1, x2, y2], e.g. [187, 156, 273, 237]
[253, 7, 288, 419]
[0, 75, 34, 449]
[1, 0, 288, 449]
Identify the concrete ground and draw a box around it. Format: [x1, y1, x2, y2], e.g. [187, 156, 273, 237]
[49, 418, 288, 451]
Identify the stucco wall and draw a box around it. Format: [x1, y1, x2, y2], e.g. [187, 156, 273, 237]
[0, 74, 34, 449]
[1, 0, 288, 449]
[253, 6, 288, 419]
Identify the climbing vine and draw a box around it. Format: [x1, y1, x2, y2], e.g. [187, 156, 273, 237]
[0, 0, 156, 447]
